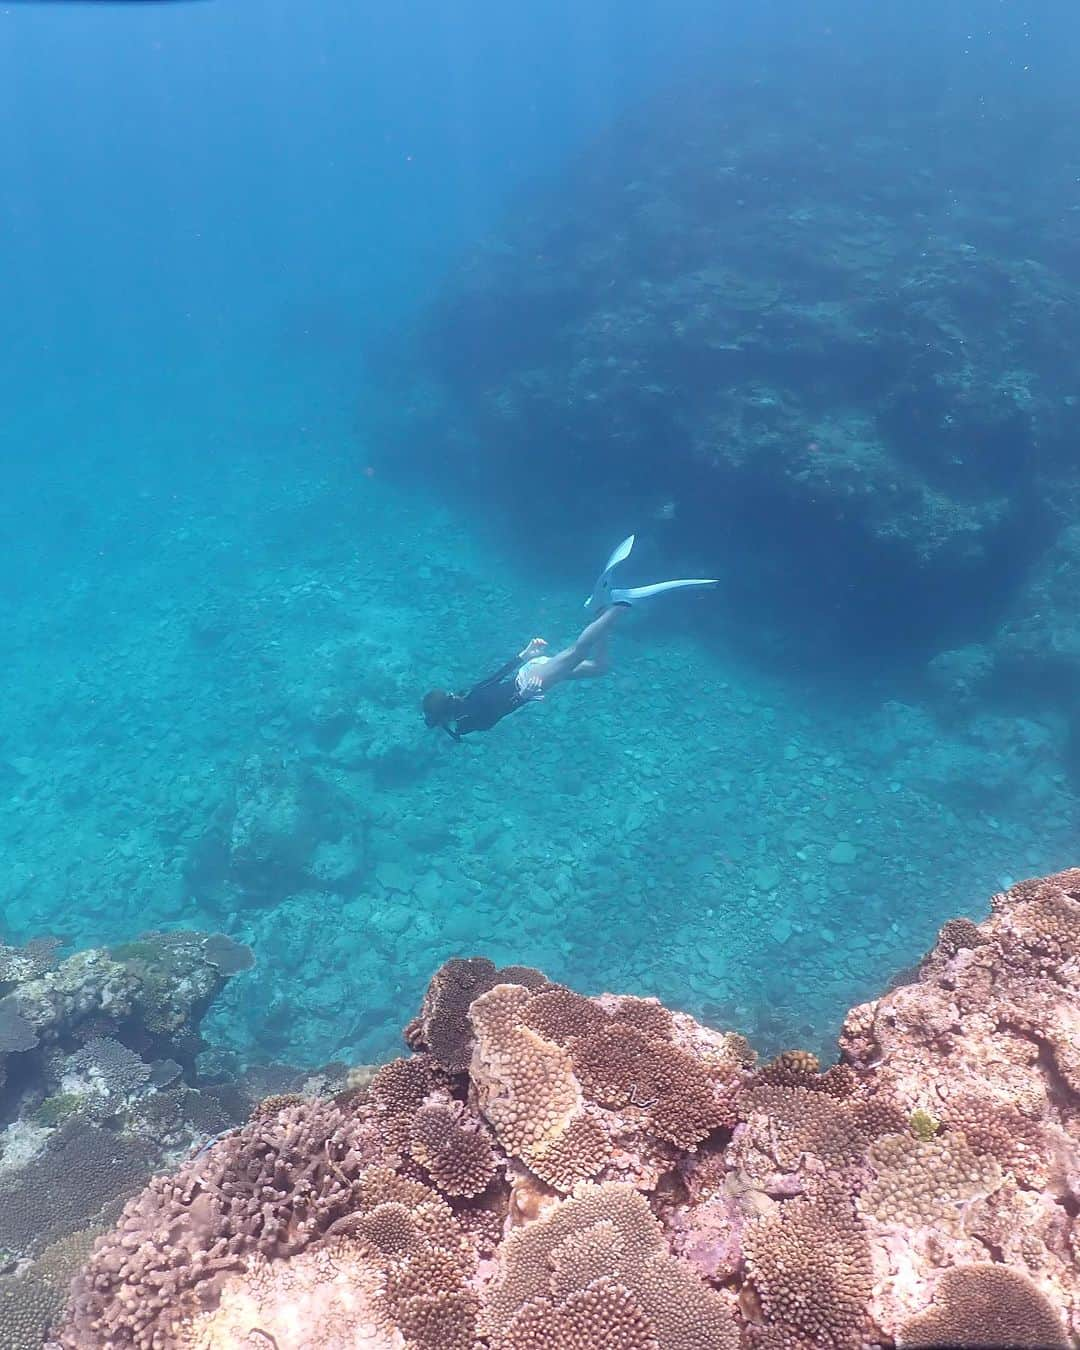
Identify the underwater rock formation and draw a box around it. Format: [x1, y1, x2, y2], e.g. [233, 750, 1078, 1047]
[0, 931, 255, 1348]
[49, 869, 1078, 1348]
[399, 65, 1080, 740]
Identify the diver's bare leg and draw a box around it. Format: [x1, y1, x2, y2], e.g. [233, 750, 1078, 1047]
[567, 630, 612, 680]
[567, 657, 607, 680]
[536, 606, 623, 691]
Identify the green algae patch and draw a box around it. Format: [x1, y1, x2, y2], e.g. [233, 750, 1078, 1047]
[33, 1094, 83, 1127]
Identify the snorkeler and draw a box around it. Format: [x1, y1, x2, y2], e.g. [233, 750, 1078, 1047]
[421, 535, 717, 741]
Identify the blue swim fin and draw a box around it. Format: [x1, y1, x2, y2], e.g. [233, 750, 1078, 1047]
[586, 534, 718, 609]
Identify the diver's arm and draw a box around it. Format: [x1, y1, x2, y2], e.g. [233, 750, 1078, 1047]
[467, 658, 521, 694]
[468, 639, 544, 694]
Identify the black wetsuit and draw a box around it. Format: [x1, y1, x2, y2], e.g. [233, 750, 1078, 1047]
[444, 655, 527, 740]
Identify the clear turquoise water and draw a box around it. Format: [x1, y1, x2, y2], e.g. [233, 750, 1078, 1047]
[1, 360, 1072, 1070]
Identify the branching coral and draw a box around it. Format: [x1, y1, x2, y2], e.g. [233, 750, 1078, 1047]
[59, 1097, 386, 1347]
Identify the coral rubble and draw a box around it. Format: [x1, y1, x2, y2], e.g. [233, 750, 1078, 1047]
[52, 870, 1078, 1347]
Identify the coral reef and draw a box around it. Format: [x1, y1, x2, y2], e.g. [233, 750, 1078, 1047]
[0, 929, 254, 1296]
[48, 870, 1078, 1348]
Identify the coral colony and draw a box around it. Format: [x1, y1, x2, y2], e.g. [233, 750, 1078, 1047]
[0, 871, 1071, 1345]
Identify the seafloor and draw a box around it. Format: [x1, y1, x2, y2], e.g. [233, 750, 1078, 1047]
[1, 373, 1074, 1071]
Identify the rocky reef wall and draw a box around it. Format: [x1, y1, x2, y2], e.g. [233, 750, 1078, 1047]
[392, 59, 1080, 735]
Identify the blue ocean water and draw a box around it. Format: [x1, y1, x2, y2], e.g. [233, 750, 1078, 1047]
[1, 0, 1078, 1070]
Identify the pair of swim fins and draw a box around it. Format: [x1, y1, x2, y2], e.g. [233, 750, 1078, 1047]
[585, 534, 718, 610]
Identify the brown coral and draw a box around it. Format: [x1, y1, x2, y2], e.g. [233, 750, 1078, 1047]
[481, 1184, 661, 1333]
[522, 1111, 611, 1191]
[610, 995, 676, 1042]
[738, 1081, 900, 1174]
[408, 1103, 497, 1198]
[182, 1165, 478, 1349]
[753, 1053, 860, 1107]
[940, 1092, 1048, 1186]
[744, 1190, 873, 1350]
[469, 983, 580, 1155]
[574, 1021, 730, 1147]
[0, 1273, 60, 1350]
[406, 957, 546, 1072]
[573, 1021, 653, 1108]
[897, 1264, 1069, 1348]
[498, 1277, 659, 1350]
[936, 916, 986, 956]
[521, 986, 610, 1044]
[369, 1054, 437, 1118]
[859, 1131, 1002, 1230]
[58, 1096, 390, 1347]
[483, 1183, 738, 1350]
[54, 869, 1080, 1350]
[759, 1049, 821, 1081]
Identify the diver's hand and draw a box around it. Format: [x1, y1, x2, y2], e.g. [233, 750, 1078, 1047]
[519, 637, 548, 660]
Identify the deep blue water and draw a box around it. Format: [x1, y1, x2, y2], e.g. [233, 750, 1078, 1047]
[1, 0, 1078, 1068]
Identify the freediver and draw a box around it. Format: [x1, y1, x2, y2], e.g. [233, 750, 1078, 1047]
[421, 534, 717, 741]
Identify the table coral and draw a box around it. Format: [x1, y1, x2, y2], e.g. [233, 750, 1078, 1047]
[0, 1118, 153, 1258]
[49, 869, 1078, 1349]
[407, 1102, 497, 1197]
[480, 1183, 738, 1350]
[469, 983, 581, 1155]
